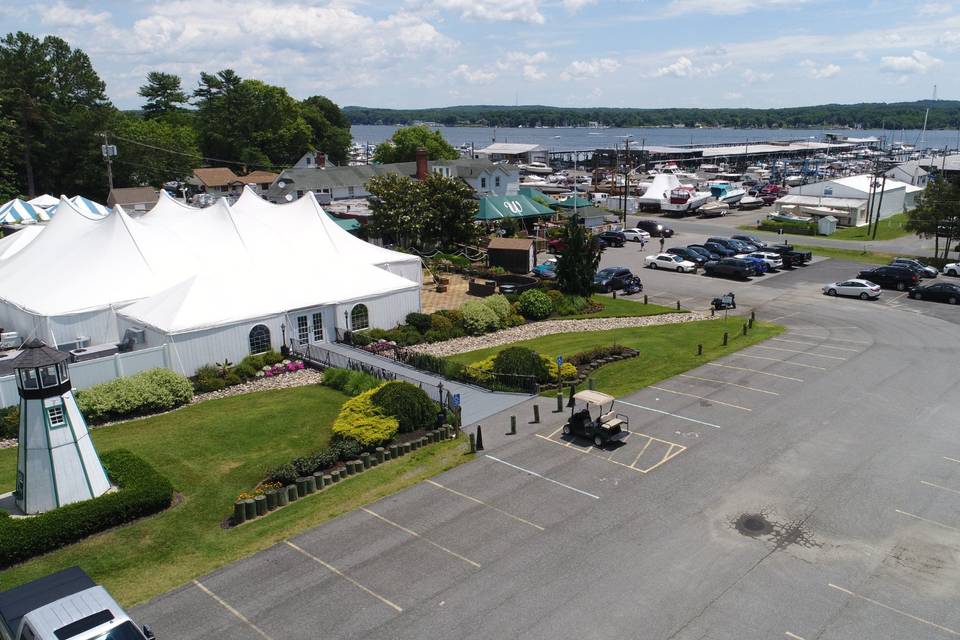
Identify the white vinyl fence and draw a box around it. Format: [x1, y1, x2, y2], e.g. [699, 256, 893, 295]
[0, 345, 169, 408]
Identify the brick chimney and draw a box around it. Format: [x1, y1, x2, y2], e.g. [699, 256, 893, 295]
[415, 147, 429, 181]
[316, 151, 326, 169]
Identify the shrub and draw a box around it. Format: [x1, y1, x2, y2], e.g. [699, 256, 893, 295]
[392, 326, 424, 347]
[232, 363, 258, 380]
[554, 295, 590, 316]
[566, 345, 635, 367]
[321, 367, 351, 390]
[506, 314, 527, 327]
[517, 289, 553, 320]
[460, 300, 500, 335]
[77, 368, 194, 424]
[545, 289, 564, 306]
[194, 376, 226, 393]
[344, 370, 383, 396]
[0, 450, 173, 568]
[267, 462, 298, 486]
[240, 354, 266, 371]
[0, 406, 18, 439]
[493, 346, 549, 381]
[464, 356, 495, 383]
[331, 437, 362, 460]
[350, 331, 373, 347]
[435, 308, 464, 325]
[430, 314, 453, 332]
[371, 381, 438, 433]
[331, 388, 398, 447]
[194, 364, 220, 380]
[482, 294, 512, 323]
[543, 357, 578, 381]
[261, 350, 284, 365]
[366, 328, 392, 342]
[405, 312, 433, 334]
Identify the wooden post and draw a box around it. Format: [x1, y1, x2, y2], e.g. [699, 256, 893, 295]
[533, 404, 540, 423]
[722, 332, 728, 346]
[697, 343, 703, 356]
[509, 415, 517, 435]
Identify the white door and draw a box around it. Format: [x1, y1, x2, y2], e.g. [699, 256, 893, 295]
[293, 310, 327, 348]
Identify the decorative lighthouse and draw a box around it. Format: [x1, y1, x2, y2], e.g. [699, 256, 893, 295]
[12, 339, 110, 514]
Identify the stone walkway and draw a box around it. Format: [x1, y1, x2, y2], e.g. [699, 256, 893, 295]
[412, 311, 713, 357]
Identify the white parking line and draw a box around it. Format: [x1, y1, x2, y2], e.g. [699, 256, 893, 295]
[921, 480, 960, 497]
[732, 353, 827, 370]
[751, 344, 846, 360]
[784, 633, 806, 640]
[772, 338, 859, 352]
[789, 333, 870, 345]
[284, 540, 403, 612]
[705, 362, 803, 382]
[895, 509, 960, 533]
[828, 583, 960, 636]
[617, 399, 723, 429]
[678, 373, 779, 395]
[648, 385, 752, 411]
[362, 507, 481, 568]
[425, 479, 545, 531]
[193, 580, 275, 640]
[485, 454, 600, 499]
[945, 457, 960, 464]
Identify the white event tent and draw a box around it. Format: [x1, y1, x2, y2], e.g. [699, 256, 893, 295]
[0, 188, 422, 375]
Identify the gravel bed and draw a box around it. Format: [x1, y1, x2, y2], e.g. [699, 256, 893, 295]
[412, 311, 714, 357]
[0, 369, 325, 449]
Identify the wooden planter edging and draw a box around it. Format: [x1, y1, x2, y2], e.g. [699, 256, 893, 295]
[230, 426, 460, 527]
[538, 349, 640, 391]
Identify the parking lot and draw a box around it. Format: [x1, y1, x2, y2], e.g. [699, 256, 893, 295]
[136, 224, 960, 639]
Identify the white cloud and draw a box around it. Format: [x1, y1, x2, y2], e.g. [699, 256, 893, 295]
[879, 49, 943, 74]
[664, 0, 813, 16]
[451, 64, 496, 84]
[918, 2, 953, 15]
[497, 51, 549, 79]
[653, 56, 729, 78]
[741, 68, 773, 84]
[38, 0, 110, 26]
[561, 57, 620, 80]
[800, 60, 841, 79]
[563, 0, 597, 12]
[422, 0, 545, 24]
[852, 51, 868, 62]
[722, 91, 743, 100]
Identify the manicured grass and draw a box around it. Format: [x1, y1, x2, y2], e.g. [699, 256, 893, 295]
[568, 295, 679, 319]
[792, 244, 897, 265]
[0, 386, 469, 606]
[448, 318, 784, 397]
[737, 213, 912, 242]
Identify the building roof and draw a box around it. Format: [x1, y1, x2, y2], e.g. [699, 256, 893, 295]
[488, 237, 534, 251]
[106, 187, 159, 208]
[192, 167, 240, 188]
[11, 339, 70, 368]
[830, 175, 906, 193]
[777, 194, 867, 209]
[475, 143, 545, 155]
[888, 160, 928, 178]
[476, 195, 553, 220]
[238, 170, 279, 185]
[918, 155, 960, 172]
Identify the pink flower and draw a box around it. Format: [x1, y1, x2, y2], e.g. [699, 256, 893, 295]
[264, 370, 273, 377]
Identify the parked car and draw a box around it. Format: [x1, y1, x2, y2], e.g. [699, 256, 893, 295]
[703, 241, 736, 257]
[768, 244, 812, 267]
[687, 244, 722, 261]
[707, 237, 757, 253]
[532, 260, 557, 280]
[595, 230, 627, 247]
[734, 254, 769, 275]
[857, 265, 919, 291]
[703, 258, 753, 279]
[563, 391, 629, 448]
[666, 246, 707, 265]
[593, 266, 635, 291]
[822, 279, 882, 300]
[634, 219, 675, 238]
[732, 234, 768, 249]
[891, 258, 938, 278]
[622, 228, 652, 243]
[742, 251, 783, 270]
[908, 281, 960, 304]
[944, 262, 960, 277]
[644, 252, 697, 272]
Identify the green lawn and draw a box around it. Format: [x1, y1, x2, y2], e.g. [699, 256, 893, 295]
[791, 244, 897, 265]
[448, 318, 784, 397]
[0, 385, 469, 606]
[569, 295, 679, 319]
[738, 213, 912, 242]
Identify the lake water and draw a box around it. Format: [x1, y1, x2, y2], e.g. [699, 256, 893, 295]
[351, 124, 960, 153]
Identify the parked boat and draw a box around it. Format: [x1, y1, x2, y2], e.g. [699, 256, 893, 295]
[708, 181, 746, 205]
[698, 201, 730, 218]
[520, 162, 554, 175]
[784, 174, 804, 186]
[661, 186, 711, 216]
[738, 196, 764, 210]
[768, 212, 813, 223]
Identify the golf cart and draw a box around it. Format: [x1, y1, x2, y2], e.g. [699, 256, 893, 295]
[711, 292, 736, 310]
[563, 390, 630, 447]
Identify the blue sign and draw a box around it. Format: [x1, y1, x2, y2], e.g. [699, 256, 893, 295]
[452, 393, 461, 408]
[557, 356, 563, 366]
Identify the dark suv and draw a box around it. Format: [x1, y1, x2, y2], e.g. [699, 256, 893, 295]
[704, 258, 753, 279]
[708, 237, 756, 253]
[593, 266, 635, 292]
[732, 234, 767, 249]
[857, 265, 920, 291]
[703, 241, 735, 257]
[667, 247, 707, 265]
[595, 230, 627, 247]
[634, 220, 675, 238]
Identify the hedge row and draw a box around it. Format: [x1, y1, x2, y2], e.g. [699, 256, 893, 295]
[76, 369, 193, 425]
[0, 449, 173, 568]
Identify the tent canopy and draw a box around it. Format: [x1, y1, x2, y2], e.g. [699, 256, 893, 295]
[476, 194, 553, 221]
[0, 199, 46, 224]
[27, 194, 60, 208]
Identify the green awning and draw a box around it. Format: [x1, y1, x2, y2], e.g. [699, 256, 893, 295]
[553, 196, 593, 209]
[476, 194, 554, 221]
[327, 213, 361, 232]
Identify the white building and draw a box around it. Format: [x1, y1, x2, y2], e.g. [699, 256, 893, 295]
[885, 161, 929, 187]
[0, 190, 422, 376]
[794, 174, 923, 224]
[474, 143, 548, 165]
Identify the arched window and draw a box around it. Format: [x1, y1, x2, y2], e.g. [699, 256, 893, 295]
[249, 324, 271, 354]
[350, 304, 369, 330]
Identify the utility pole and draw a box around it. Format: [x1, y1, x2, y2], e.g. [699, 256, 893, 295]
[623, 136, 630, 225]
[871, 173, 887, 239]
[101, 133, 116, 192]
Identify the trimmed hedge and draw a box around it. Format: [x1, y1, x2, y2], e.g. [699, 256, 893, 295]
[0, 405, 18, 439]
[331, 387, 399, 447]
[0, 450, 173, 568]
[371, 381, 438, 433]
[76, 369, 194, 424]
[493, 346, 549, 381]
[517, 289, 553, 320]
[461, 300, 500, 335]
[322, 367, 381, 396]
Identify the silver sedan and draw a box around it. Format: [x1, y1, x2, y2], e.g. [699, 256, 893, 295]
[822, 279, 881, 300]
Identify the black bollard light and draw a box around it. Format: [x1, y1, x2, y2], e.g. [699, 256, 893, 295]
[697, 343, 703, 356]
[723, 331, 728, 346]
[567, 382, 577, 408]
[475, 425, 484, 451]
[555, 393, 563, 413]
[676, 300, 681, 310]
[644, 294, 648, 304]
[469, 432, 476, 453]
[533, 404, 540, 423]
[509, 415, 517, 435]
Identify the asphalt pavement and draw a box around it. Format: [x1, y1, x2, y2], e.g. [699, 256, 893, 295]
[135, 242, 960, 640]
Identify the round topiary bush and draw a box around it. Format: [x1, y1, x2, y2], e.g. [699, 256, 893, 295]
[517, 289, 553, 320]
[460, 300, 501, 335]
[430, 313, 453, 332]
[482, 294, 512, 323]
[405, 312, 432, 334]
[493, 346, 549, 382]
[371, 381, 438, 433]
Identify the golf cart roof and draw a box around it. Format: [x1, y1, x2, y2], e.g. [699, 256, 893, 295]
[572, 390, 616, 405]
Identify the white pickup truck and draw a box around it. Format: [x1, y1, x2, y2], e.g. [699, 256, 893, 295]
[0, 567, 154, 640]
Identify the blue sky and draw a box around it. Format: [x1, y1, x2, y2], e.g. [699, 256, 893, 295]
[2, 0, 955, 109]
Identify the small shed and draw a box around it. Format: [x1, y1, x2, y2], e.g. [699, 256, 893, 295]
[487, 237, 535, 274]
[817, 215, 838, 236]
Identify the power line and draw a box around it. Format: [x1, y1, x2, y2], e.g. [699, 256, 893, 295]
[107, 132, 290, 172]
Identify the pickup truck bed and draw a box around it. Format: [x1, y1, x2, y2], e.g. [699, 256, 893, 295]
[0, 567, 95, 639]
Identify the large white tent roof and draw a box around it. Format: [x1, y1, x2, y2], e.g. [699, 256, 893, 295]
[27, 194, 60, 208]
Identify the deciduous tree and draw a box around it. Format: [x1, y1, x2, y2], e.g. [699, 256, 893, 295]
[555, 215, 601, 296]
[907, 177, 960, 259]
[372, 125, 458, 164]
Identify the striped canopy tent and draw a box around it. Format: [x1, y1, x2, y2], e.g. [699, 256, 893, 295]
[475, 194, 553, 221]
[70, 195, 111, 217]
[27, 194, 60, 209]
[0, 199, 47, 224]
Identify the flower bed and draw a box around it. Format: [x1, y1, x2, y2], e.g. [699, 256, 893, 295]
[193, 351, 305, 393]
[256, 359, 306, 378]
